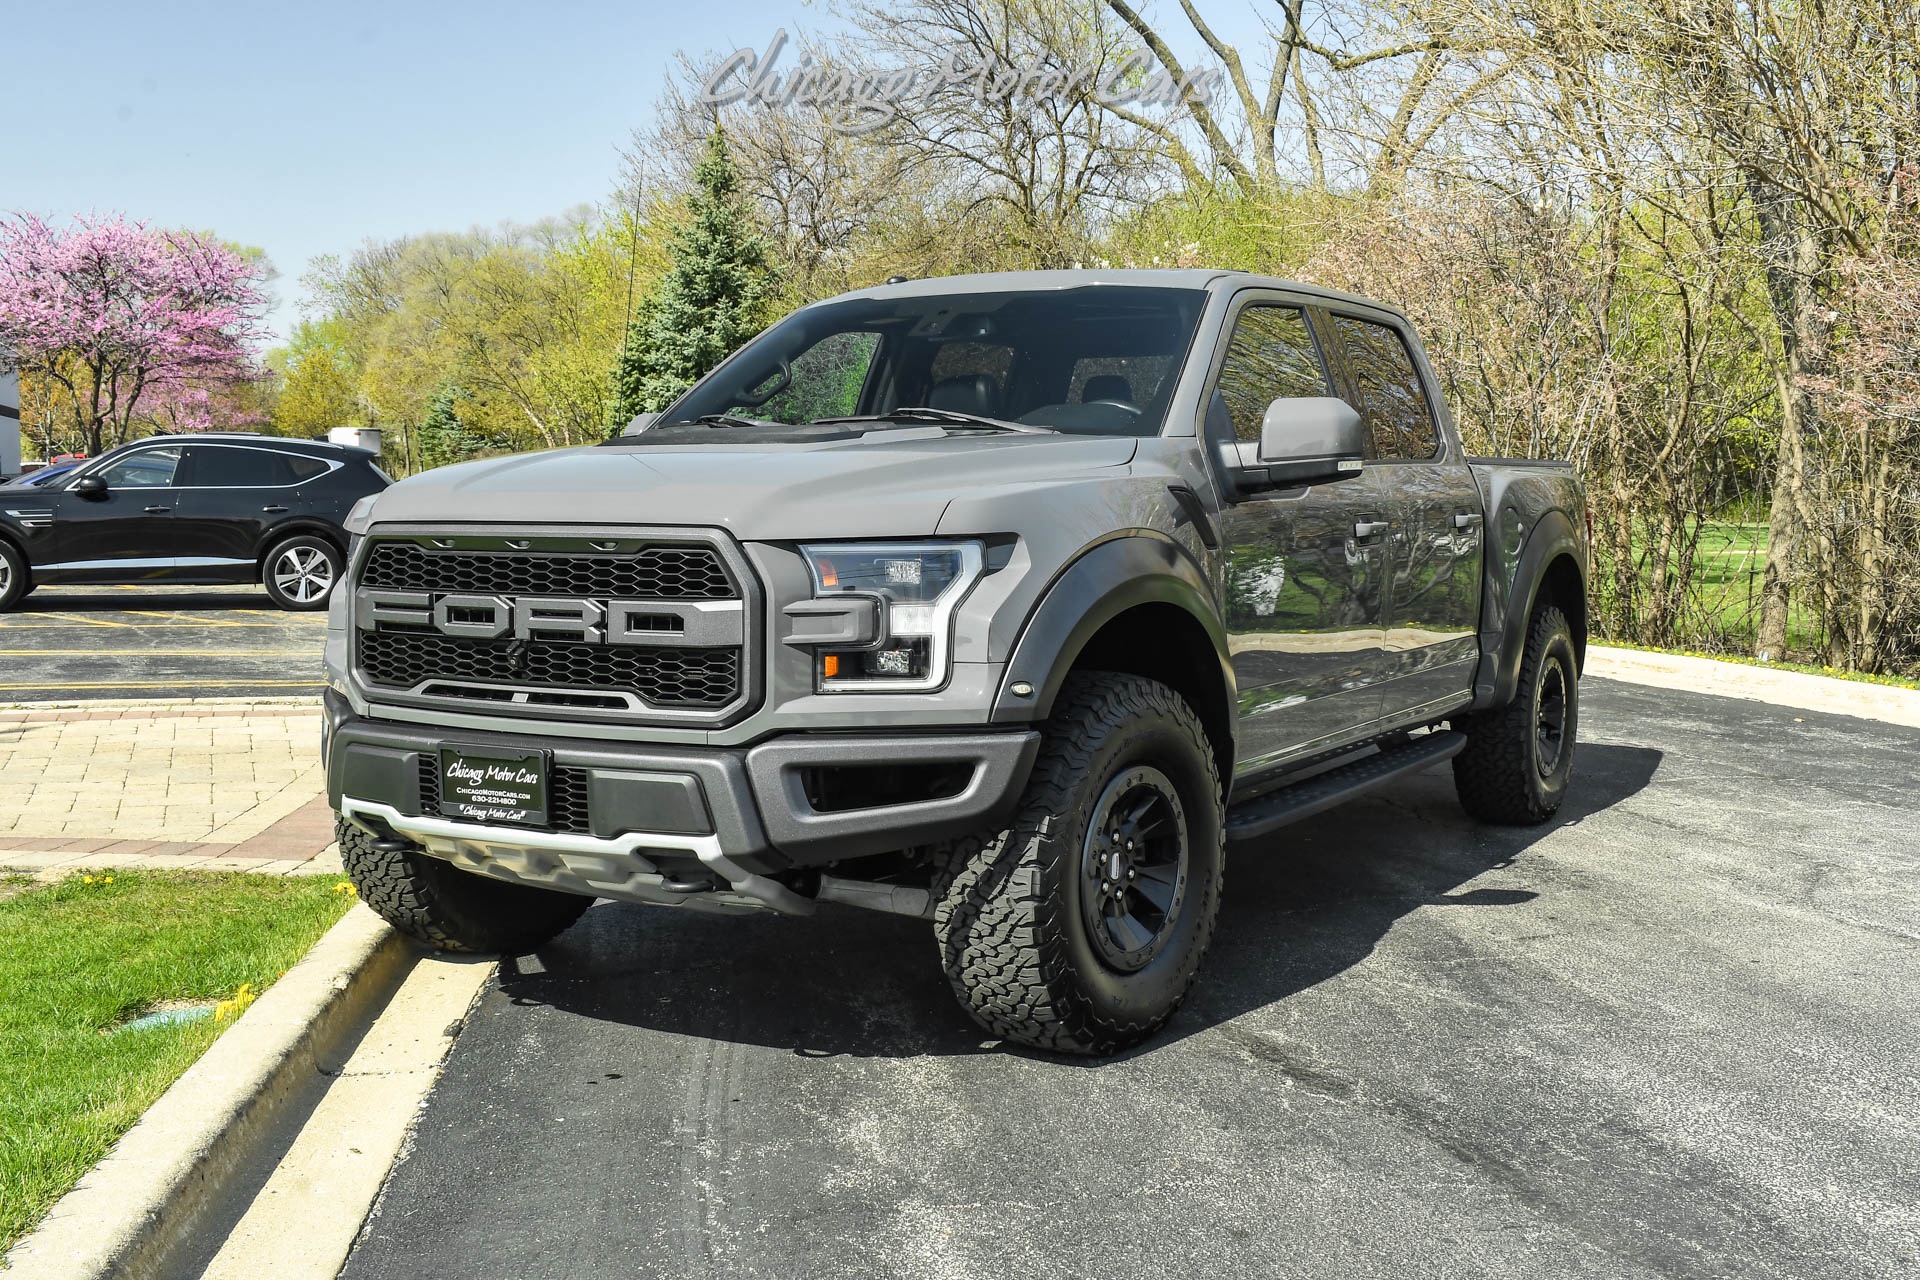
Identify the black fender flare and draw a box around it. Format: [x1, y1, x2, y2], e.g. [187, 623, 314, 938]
[1473, 509, 1586, 711]
[989, 532, 1235, 732]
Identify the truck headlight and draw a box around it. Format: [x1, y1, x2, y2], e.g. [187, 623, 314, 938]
[799, 540, 983, 691]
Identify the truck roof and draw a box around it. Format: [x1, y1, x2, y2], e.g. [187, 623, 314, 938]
[818, 268, 1409, 320]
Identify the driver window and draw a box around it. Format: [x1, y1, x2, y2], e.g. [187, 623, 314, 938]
[736, 331, 880, 424]
[97, 446, 183, 488]
[1214, 306, 1329, 441]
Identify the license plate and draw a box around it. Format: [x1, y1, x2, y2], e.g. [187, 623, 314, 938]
[438, 747, 549, 827]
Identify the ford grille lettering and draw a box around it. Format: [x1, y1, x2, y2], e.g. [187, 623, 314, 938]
[355, 588, 743, 647]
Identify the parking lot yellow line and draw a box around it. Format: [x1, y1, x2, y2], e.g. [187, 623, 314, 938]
[23, 612, 133, 628]
[0, 622, 300, 629]
[0, 679, 322, 691]
[0, 649, 316, 657]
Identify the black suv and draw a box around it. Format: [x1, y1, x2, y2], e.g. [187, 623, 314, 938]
[0, 434, 388, 611]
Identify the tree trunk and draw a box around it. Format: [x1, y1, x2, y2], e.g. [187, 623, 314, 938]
[1751, 195, 1825, 663]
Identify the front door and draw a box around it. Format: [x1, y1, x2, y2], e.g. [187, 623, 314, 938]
[1205, 298, 1394, 777]
[44, 445, 186, 580]
[1322, 312, 1483, 720]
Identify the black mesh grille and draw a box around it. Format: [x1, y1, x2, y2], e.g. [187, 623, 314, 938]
[418, 754, 591, 835]
[361, 631, 738, 708]
[361, 541, 733, 599]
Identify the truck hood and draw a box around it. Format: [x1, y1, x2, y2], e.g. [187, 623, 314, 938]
[363, 429, 1139, 540]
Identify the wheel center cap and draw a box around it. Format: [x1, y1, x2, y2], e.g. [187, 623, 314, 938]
[1108, 850, 1125, 880]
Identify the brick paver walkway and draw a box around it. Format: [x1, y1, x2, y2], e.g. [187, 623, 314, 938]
[0, 698, 340, 877]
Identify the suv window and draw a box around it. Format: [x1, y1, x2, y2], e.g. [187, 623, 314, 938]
[284, 454, 332, 482]
[98, 447, 182, 488]
[1214, 305, 1329, 441]
[1331, 315, 1438, 460]
[190, 445, 291, 487]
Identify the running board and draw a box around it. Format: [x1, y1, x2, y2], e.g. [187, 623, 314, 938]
[1225, 731, 1467, 844]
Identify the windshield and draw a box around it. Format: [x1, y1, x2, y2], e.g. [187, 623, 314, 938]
[658, 285, 1206, 438]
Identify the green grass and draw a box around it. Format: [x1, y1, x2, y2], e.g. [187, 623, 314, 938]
[1621, 521, 1824, 655]
[0, 871, 353, 1253]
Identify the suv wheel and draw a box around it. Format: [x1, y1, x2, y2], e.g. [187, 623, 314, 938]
[932, 671, 1224, 1056]
[1452, 604, 1580, 824]
[0, 541, 29, 611]
[337, 817, 592, 953]
[262, 535, 342, 610]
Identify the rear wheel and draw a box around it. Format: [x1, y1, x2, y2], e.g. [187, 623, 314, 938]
[338, 817, 592, 953]
[932, 672, 1224, 1056]
[1452, 605, 1579, 824]
[0, 541, 29, 611]
[262, 535, 342, 611]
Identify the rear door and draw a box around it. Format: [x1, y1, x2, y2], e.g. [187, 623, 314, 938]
[172, 443, 305, 574]
[1204, 294, 1398, 777]
[1322, 310, 1483, 720]
[44, 445, 186, 579]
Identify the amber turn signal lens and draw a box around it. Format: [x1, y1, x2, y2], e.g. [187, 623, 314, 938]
[822, 654, 840, 679]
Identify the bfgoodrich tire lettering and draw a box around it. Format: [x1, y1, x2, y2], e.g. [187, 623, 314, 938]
[337, 816, 592, 953]
[1452, 604, 1580, 824]
[931, 671, 1224, 1055]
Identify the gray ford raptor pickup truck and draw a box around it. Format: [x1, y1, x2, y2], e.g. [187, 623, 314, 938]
[324, 269, 1588, 1054]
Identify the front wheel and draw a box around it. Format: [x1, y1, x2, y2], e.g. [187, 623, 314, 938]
[262, 535, 342, 610]
[1452, 604, 1579, 824]
[0, 541, 29, 611]
[932, 672, 1225, 1056]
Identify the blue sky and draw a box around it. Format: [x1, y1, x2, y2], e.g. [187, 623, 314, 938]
[3, 0, 1262, 344]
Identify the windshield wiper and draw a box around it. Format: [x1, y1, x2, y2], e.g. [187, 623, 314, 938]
[688, 413, 776, 429]
[810, 407, 1057, 434]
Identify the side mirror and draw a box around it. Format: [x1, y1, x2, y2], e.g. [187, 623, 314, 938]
[620, 412, 659, 437]
[1236, 397, 1366, 488]
[73, 475, 108, 498]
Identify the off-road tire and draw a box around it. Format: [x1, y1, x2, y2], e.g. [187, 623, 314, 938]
[931, 672, 1224, 1056]
[1452, 604, 1579, 824]
[0, 540, 29, 611]
[337, 816, 592, 953]
[261, 534, 343, 611]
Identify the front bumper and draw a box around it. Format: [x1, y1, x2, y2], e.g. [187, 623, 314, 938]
[323, 692, 1039, 915]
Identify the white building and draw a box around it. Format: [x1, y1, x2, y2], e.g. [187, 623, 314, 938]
[0, 362, 19, 479]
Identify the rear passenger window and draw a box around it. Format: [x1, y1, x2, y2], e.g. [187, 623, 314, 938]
[191, 447, 291, 487]
[1214, 306, 1329, 442]
[283, 455, 331, 482]
[1331, 316, 1438, 460]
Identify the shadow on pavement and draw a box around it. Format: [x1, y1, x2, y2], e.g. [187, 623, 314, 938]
[499, 742, 1664, 1061]
[19, 590, 274, 612]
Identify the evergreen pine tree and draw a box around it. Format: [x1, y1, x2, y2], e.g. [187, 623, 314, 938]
[418, 385, 487, 470]
[607, 128, 776, 433]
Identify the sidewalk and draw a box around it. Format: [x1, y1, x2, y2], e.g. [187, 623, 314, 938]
[0, 698, 339, 878]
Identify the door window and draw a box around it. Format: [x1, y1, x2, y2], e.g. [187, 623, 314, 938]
[98, 447, 182, 488]
[1330, 316, 1438, 460]
[1214, 306, 1330, 442]
[189, 446, 292, 487]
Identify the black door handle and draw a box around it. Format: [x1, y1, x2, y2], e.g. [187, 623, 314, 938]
[261, 505, 289, 513]
[144, 505, 171, 514]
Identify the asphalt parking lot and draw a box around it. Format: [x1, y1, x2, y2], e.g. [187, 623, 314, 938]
[0, 585, 326, 701]
[337, 677, 1919, 1280]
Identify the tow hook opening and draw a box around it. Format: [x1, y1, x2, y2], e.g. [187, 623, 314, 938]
[800, 761, 971, 814]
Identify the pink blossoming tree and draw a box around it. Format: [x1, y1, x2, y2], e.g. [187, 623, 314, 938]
[0, 213, 270, 455]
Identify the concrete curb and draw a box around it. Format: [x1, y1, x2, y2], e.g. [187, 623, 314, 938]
[1587, 645, 1920, 729]
[0, 695, 320, 714]
[1, 906, 414, 1280]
